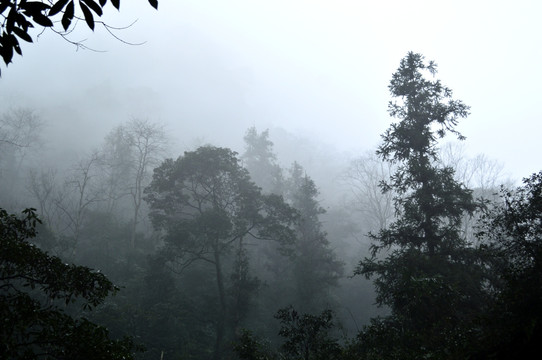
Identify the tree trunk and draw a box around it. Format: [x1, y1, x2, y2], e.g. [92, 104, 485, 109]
[130, 202, 139, 249]
[213, 248, 227, 360]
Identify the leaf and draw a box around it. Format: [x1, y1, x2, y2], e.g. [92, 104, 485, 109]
[148, 0, 158, 10]
[5, 7, 16, 34]
[49, 0, 70, 16]
[0, 1, 10, 14]
[61, 1, 74, 31]
[0, 35, 14, 65]
[82, 0, 103, 16]
[31, 13, 54, 27]
[20, 1, 51, 13]
[12, 27, 33, 43]
[79, 1, 94, 30]
[111, 0, 120, 10]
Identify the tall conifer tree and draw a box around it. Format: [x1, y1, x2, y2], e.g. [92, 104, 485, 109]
[286, 162, 343, 313]
[355, 52, 488, 359]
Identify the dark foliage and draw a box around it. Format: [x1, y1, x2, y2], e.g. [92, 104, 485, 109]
[473, 171, 542, 359]
[234, 306, 342, 360]
[275, 306, 342, 360]
[0, 207, 141, 359]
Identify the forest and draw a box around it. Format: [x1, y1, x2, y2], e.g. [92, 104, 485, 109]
[0, 2, 541, 359]
[2, 48, 541, 360]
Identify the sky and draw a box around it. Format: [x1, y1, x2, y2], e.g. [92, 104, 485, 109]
[1, 0, 540, 182]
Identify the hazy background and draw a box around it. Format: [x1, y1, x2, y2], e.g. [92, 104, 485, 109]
[1, 0, 540, 181]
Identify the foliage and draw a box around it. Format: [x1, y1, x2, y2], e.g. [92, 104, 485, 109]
[229, 245, 262, 332]
[234, 307, 342, 360]
[355, 52, 488, 358]
[0, 207, 141, 359]
[234, 330, 276, 360]
[145, 146, 296, 266]
[286, 162, 343, 312]
[275, 306, 342, 360]
[0, 0, 158, 73]
[145, 146, 297, 360]
[243, 127, 284, 195]
[473, 171, 542, 359]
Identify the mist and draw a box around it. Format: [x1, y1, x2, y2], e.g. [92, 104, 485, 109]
[1, 0, 539, 181]
[1, 1, 541, 359]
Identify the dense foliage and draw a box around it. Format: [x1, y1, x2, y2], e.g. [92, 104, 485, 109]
[0, 207, 140, 359]
[472, 172, 542, 359]
[145, 146, 297, 360]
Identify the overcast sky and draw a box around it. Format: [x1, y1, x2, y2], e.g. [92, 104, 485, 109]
[1, 0, 540, 181]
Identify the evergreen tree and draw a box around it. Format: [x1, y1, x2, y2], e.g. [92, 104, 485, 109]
[242, 127, 284, 195]
[286, 162, 343, 313]
[355, 52, 488, 359]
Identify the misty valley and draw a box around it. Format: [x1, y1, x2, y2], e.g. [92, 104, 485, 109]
[2, 51, 541, 360]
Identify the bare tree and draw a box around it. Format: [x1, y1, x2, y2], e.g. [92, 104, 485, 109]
[101, 118, 168, 248]
[101, 126, 134, 214]
[0, 108, 43, 205]
[27, 168, 58, 227]
[438, 141, 509, 191]
[438, 141, 512, 243]
[342, 151, 396, 234]
[0, 108, 42, 149]
[54, 152, 104, 257]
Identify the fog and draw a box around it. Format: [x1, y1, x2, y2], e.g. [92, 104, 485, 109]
[1, 0, 540, 181]
[1, 1, 541, 359]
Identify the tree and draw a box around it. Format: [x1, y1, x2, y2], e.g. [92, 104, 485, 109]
[242, 127, 284, 195]
[472, 171, 542, 359]
[0, 107, 42, 150]
[54, 151, 104, 258]
[0, 0, 158, 73]
[342, 151, 396, 233]
[285, 162, 343, 313]
[28, 168, 58, 229]
[438, 141, 511, 244]
[0, 107, 43, 206]
[438, 142, 508, 192]
[102, 118, 168, 249]
[0, 207, 140, 359]
[144, 146, 296, 360]
[274, 306, 341, 360]
[100, 124, 134, 215]
[355, 52, 488, 358]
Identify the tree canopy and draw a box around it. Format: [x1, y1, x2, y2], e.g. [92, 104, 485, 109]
[0, 207, 140, 359]
[0, 0, 158, 73]
[145, 146, 297, 360]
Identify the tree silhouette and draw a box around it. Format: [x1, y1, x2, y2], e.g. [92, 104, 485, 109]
[355, 52, 488, 359]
